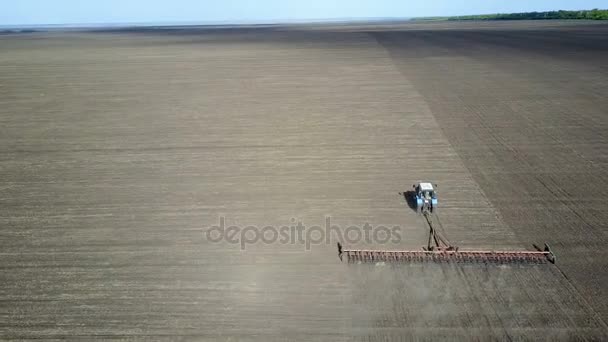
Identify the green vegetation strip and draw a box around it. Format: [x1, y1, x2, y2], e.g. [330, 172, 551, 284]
[415, 9, 608, 21]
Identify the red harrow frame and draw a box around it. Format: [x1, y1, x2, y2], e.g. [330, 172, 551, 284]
[339, 245, 555, 264]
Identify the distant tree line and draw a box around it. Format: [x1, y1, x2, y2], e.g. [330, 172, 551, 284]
[416, 9, 608, 21]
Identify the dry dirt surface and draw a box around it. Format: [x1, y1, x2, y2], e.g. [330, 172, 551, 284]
[1, 20, 607, 340]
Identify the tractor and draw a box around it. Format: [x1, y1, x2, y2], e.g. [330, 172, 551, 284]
[413, 182, 437, 213]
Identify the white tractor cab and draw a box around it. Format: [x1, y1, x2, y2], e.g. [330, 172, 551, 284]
[413, 182, 438, 213]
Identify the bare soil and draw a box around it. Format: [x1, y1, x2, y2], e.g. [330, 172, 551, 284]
[1, 20, 607, 340]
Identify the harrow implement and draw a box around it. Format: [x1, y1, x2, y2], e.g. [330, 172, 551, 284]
[338, 244, 556, 264]
[338, 194, 556, 265]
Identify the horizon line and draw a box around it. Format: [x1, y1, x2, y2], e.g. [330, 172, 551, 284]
[1, 17, 415, 29]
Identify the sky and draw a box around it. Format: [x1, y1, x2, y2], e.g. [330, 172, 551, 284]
[1, 0, 607, 26]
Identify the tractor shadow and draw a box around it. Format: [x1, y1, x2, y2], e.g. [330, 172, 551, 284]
[400, 190, 418, 213]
